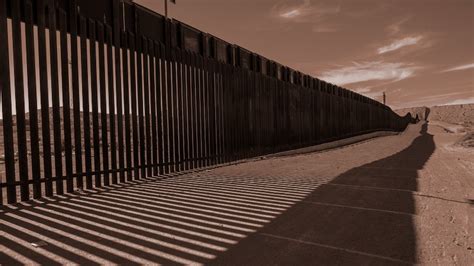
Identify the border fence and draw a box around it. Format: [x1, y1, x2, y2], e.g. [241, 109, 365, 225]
[0, 0, 414, 205]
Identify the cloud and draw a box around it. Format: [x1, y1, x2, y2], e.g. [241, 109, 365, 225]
[281, 9, 301, 18]
[386, 17, 411, 35]
[377, 36, 423, 54]
[441, 63, 474, 73]
[442, 97, 474, 106]
[274, 0, 310, 19]
[319, 61, 419, 86]
[272, 1, 340, 22]
[393, 91, 473, 109]
[351, 87, 384, 100]
[354, 87, 371, 93]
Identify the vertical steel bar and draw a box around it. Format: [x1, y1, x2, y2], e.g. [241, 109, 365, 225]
[189, 54, 198, 168]
[161, 43, 170, 174]
[183, 51, 191, 170]
[203, 57, 212, 165]
[10, 0, 28, 201]
[171, 50, 179, 172]
[58, 9, 74, 193]
[0, 0, 16, 203]
[149, 40, 158, 176]
[97, 22, 109, 186]
[197, 55, 205, 167]
[136, 37, 146, 178]
[217, 62, 225, 163]
[176, 50, 184, 171]
[80, 16, 92, 189]
[122, 33, 132, 180]
[69, 0, 83, 189]
[106, 25, 117, 184]
[194, 54, 201, 167]
[112, 0, 123, 182]
[49, 5, 63, 195]
[89, 19, 101, 187]
[201, 57, 209, 166]
[24, 0, 41, 199]
[166, 49, 175, 172]
[155, 43, 165, 175]
[129, 33, 139, 179]
[142, 37, 152, 177]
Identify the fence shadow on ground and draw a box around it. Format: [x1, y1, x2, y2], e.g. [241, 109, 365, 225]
[211, 123, 435, 265]
[0, 124, 434, 265]
[0, 171, 324, 265]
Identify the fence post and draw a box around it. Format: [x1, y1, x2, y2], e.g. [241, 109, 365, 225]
[59, 9, 74, 193]
[0, 0, 412, 204]
[25, 0, 41, 199]
[70, 0, 83, 189]
[80, 16, 93, 189]
[49, 3, 63, 195]
[114, 0, 125, 182]
[89, 19, 101, 187]
[11, 0, 29, 201]
[0, 0, 15, 204]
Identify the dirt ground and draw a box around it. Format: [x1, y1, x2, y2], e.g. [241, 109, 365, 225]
[1, 121, 472, 265]
[397, 104, 474, 149]
[396, 104, 474, 131]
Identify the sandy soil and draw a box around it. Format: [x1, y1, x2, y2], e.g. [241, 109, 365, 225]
[429, 104, 474, 130]
[1, 122, 472, 265]
[397, 104, 474, 148]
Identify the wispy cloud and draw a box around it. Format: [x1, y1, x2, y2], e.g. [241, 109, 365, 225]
[441, 63, 474, 73]
[351, 87, 384, 100]
[354, 87, 371, 93]
[274, 0, 309, 20]
[377, 36, 423, 54]
[393, 91, 473, 109]
[319, 61, 419, 86]
[272, 0, 340, 22]
[385, 17, 411, 35]
[442, 97, 474, 105]
[281, 9, 301, 18]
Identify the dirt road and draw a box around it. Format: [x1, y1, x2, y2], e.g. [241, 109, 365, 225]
[1, 122, 472, 265]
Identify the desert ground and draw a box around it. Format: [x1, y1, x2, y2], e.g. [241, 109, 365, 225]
[396, 104, 474, 148]
[1, 120, 472, 264]
[0, 108, 119, 198]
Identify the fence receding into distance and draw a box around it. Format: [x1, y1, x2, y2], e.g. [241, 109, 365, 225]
[0, 0, 414, 204]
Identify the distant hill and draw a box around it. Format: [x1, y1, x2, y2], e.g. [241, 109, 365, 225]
[396, 104, 474, 148]
[429, 104, 474, 126]
[396, 104, 473, 126]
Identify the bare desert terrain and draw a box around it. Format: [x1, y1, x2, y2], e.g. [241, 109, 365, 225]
[0, 108, 118, 196]
[1, 121, 472, 264]
[397, 104, 474, 148]
[2, 104, 473, 189]
[1, 105, 473, 264]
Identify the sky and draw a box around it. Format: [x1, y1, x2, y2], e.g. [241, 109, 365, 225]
[135, 0, 474, 109]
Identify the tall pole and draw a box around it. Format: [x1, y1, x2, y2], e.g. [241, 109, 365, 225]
[383, 92, 386, 105]
[164, 0, 168, 18]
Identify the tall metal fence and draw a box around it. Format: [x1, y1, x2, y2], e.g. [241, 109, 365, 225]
[0, 0, 413, 204]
